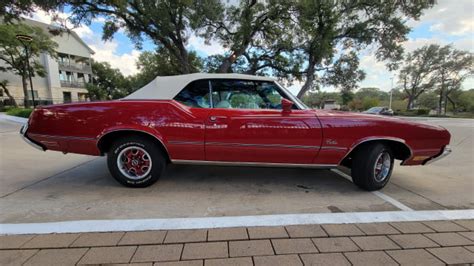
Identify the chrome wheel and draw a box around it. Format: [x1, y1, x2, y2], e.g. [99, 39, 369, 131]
[117, 146, 152, 180]
[373, 151, 391, 182]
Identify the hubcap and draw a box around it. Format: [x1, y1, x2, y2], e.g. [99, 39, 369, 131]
[374, 151, 391, 182]
[117, 146, 152, 180]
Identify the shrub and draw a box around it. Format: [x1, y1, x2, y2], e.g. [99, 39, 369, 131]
[416, 109, 430, 115]
[6, 107, 33, 118]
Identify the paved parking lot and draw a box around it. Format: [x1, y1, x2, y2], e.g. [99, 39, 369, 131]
[0, 116, 473, 223]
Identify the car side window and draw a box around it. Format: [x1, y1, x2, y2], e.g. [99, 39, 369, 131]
[174, 80, 211, 108]
[211, 80, 292, 110]
[254, 81, 296, 109]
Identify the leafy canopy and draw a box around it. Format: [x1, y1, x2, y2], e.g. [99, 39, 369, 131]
[0, 23, 57, 77]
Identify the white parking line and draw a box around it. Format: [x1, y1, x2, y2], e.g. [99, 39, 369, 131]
[1, 209, 472, 235]
[0, 114, 28, 124]
[330, 169, 414, 211]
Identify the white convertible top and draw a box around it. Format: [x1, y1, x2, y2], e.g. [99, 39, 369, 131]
[124, 73, 276, 100]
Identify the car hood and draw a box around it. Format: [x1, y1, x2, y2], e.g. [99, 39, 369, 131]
[313, 109, 447, 131]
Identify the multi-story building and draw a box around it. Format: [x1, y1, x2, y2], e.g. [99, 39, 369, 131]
[0, 18, 94, 105]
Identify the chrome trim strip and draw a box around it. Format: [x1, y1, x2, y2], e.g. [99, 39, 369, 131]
[168, 140, 204, 145]
[320, 146, 348, 151]
[424, 145, 452, 165]
[28, 133, 96, 141]
[339, 137, 413, 165]
[208, 80, 213, 108]
[19, 124, 44, 151]
[96, 129, 169, 155]
[205, 141, 320, 150]
[172, 159, 337, 169]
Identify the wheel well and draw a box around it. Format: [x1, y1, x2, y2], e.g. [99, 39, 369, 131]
[340, 139, 411, 168]
[97, 130, 170, 162]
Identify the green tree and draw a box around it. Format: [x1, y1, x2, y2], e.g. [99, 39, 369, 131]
[0, 80, 17, 107]
[356, 87, 389, 102]
[399, 44, 473, 112]
[454, 89, 474, 113]
[418, 92, 438, 110]
[5, 0, 433, 98]
[198, 0, 300, 76]
[398, 45, 440, 110]
[0, 1, 66, 23]
[88, 61, 130, 100]
[362, 97, 380, 110]
[64, 0, 221, 74]
[292, 0, 434, 98]
[130, 49, 202, 90]
[430, 45, 473, 115]
[0, 23, 57, 107]
[301, 91, 341, 108]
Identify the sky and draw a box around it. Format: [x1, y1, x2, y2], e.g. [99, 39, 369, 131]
[29, 1, 473, 95]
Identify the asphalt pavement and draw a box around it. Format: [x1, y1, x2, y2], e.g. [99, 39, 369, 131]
[0, 115, 472, 223]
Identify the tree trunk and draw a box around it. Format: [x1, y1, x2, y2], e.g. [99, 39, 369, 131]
[0, 83, 17, 107]
[177, 44, 191, 74]
[438, 88, 443, 115]
[297, 74, 314, 99]
[406, 95, 414, 110]
[444, 93, 448, 115]
[447, 95, 456, 115]
[217, 58, 233, 73]
[297, 63, 316, 99]
[21, 74, 30, 108]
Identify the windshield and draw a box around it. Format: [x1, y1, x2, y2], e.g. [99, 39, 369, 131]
[274, 81, 309, 109]
[366, 107, 383, 113]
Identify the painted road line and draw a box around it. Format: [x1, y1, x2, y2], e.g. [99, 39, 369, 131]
[1, 209, 473, 235]
[0, 114, 28, 124]
[330, 169, 414, 211]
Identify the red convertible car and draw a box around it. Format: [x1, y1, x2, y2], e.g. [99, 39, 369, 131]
[20, 73, 451, 191]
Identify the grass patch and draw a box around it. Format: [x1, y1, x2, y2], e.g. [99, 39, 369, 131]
[5, 107, 33, 118]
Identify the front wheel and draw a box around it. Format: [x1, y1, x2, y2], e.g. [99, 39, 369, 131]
[351, 143, 394, 191]
[107, 136, 165, 187]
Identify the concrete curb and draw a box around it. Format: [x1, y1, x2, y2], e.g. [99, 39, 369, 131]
[0, 113, 28, 124]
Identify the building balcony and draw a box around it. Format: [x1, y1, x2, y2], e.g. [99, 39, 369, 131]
[58, 61, 92, 73]
[60, 80, 87, 88]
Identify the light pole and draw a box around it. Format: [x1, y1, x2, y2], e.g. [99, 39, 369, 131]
[16, 34, 35, 108]
[389, 76, 394, 109]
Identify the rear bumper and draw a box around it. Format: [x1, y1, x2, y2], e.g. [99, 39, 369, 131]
[20, 124, 45, 151]
[424, 145, 451, 165]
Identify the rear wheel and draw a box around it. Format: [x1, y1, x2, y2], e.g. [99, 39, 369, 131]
[107, 136, 165, 187]
[351, 143, 394, 191]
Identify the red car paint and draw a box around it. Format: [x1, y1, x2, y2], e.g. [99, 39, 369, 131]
[25, 100, 450, 166]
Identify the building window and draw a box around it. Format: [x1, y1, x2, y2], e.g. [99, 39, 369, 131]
[77, 73, 85, 82]
[59, 70, 73, 81]
[59, 70, 66, 81]
[66, 71, 73, 82]
[27, 90, 39, 99]
[63, 92, 72, 103]
[58, 53, 70, 65]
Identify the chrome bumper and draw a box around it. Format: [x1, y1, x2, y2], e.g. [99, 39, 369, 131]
[20, 124, 44, 151]
[425, 145, 452, 165]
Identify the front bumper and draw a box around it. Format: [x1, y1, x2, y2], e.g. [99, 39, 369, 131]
[20, 124, 44, 151]
[424, 145, 452, 165]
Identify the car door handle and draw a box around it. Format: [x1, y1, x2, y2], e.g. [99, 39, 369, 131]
[209, 116, 226, 122]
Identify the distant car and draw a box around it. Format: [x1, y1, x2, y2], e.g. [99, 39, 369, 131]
[21, 73, 451, 191]
[363, 106, 394, 116]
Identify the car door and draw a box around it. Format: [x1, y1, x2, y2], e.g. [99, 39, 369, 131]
[164, 79, 210, 161]
[205, 79, 322, 164]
